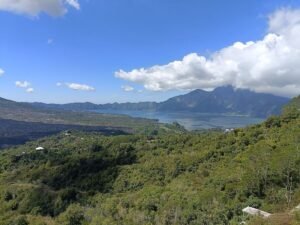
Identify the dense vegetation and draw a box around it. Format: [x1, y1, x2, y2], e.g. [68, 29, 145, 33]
[0, 118, 129, 149]
[0, 102, 299, 224]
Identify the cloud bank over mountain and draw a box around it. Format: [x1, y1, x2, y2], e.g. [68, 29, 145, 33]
[116, 8, 300, 97]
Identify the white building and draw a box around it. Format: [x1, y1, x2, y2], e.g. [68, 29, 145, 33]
[224, 128, 234, 133]
[36, 147, 44, 151]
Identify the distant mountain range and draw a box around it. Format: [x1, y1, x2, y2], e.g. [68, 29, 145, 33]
[30, 86, 290, 117]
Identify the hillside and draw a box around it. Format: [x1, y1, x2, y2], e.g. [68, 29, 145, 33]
[0, 97, 177, 148]
[31, 101, 159, 112]
[0, 97, 163, 131]
[29, 86, 290, 118]
[0, 118, 129, 149]
[0, 104, 299, 224]
[287, 95, 300, 110]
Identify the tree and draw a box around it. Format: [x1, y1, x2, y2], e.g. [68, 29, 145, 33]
[57, 204, 86, 225]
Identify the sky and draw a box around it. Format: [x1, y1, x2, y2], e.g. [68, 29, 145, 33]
[1, 0, 300, 103]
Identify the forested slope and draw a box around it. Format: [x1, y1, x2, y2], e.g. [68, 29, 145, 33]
[0, 103, 299, 225]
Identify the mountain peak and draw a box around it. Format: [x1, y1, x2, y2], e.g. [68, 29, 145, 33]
[213, 85, 235, 94]
[158, 86, 290, 117]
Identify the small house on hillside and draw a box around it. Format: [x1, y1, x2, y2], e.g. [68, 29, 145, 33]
[225, 128, 234, 133]
[36, 147, 44, 151]
[242, 206, 271, 218]
[64, 131, 71, 136]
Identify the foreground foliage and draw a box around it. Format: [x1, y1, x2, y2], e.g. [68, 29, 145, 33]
[0, 106, 300, 225]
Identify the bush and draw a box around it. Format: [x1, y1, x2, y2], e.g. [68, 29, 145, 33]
[57, 204, 86, 225]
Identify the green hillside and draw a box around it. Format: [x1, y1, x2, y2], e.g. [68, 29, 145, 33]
[1, 96, 156, 128]
[0, 97, 161, 132]
[0, 105, 299, 224]
[287, 95, 300, 110]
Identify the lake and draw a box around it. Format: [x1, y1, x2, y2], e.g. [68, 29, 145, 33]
[94, 110, 265, 130]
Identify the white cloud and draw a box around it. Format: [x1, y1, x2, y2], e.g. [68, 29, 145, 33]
[56, 82, 62, 86]
[0, 0, 80, 17]
[0, 68, 4, 76]
[65, 83, 95, 91]
[116, 8, 300, 97]
[26, 87, 34, 93]
[121, 85, 134, 92]
[65, 0, 80, 10]
[15, 81, 31, 88]
[15, 81, 34, 93]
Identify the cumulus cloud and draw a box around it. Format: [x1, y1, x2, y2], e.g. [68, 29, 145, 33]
[64, 83, 95, 91]
[0, 68, 4, 76]
[0, 0, 80, 17]
[65, 0, 80, 10]
[116, 8, 300, 97]
[121, 85, 135, 92]
[15, 81, 31, 88]
[15, 81, 34, 93]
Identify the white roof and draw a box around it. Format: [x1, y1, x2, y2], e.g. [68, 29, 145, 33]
[242, 206, 271, 218]
[36, 147, 44, 150]
[225, 128, 234, 133]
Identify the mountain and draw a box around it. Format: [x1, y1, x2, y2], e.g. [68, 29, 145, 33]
[30, 86, 290, 117]
[157, 86, 290, 117]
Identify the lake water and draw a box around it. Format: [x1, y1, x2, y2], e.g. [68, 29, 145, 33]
[94, 110, 265, 130]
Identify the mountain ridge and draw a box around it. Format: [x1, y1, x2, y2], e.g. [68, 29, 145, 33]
[29, 86, 290, 117]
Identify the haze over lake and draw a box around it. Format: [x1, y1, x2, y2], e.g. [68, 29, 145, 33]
[94, 110, 264, 130]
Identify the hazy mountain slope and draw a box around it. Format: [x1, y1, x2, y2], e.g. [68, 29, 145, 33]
[0, 97, 162, 133]
[30, 101, 159, 112]
[158, 86, 290, 117]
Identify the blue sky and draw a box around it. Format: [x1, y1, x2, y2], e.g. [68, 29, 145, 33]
[0, 0, 300, 103]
